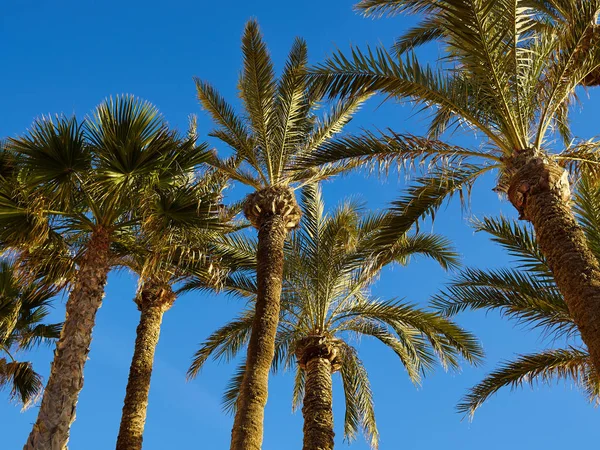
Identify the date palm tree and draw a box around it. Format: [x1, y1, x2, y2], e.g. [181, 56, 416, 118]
[187, 185, 483, 450]
[3, 96, 210, 450]
[432, 174, 600, 417]
[114, 173, 228, 450]
[0, 260, 61, 409]
[306, 0, 600, 375]
[196, 20, 370, 449]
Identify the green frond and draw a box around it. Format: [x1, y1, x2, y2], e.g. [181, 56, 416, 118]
[432, 267, 574, 336]
[0, 359, 44, 408]
[300, 96, 370, 157]
[372, 164, 494, 249]
[311, 47, 509, 149]
[291, 362, 306, 412]
[187, 312, 254, 380]
[574, 174, 600, 261]
[338, 342, 379, 449]
[340, 319, 423, 384]
[370, 233, 460, 272]
[194, 78, 254, 158]
[393, 19, 445, 54]
[298, 129, 498, 173]
[239, 19, 277, 183]
[335, 298, 484, 370]
[557, 140, 600, 182]
[222, 360, 246, 415]
[458, 348, 592, 418]
[473, 216, 552, 277]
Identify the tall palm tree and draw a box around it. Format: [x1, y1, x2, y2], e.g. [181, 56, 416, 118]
[305, 0, 600, 375]
[187, 185, 483, 449]
[432, 174, 600, 417]
[0, 260, 61, 409]
[3, 96, 209, 450]
[114, 174, 229, 450]
[196, 20, 370, 449]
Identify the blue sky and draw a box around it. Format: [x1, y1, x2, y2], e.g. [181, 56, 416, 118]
[1, 1, 599, 449]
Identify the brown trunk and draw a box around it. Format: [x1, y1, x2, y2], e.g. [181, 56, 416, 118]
[115, 284, 175, 450]
[508, 154, 600, 375]
[230, 187, 301, 450]
[302, 357, 335, 450]
[24, 228, 111, 450]
[296, 336, 341, 450]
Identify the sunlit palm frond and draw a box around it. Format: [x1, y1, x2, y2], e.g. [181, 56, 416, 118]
[0, 359, 44, 409]
[472, 216, 551, 277]
[299, 129, 498, 173]
[372, 165, 494, 250]
[432, 268, 574, 337]
[574, 174, 600, 261]
[338, 342, 379, 449]
[221, 360, 247, 415]
[187, 312, 254, 380]
[458, 348, 593, 418]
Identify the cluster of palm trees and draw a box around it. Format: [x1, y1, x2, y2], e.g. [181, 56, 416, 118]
[2, 0, 600, 449]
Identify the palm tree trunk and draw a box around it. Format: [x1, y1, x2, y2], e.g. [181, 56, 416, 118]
[509, 155, 600, 374]
[302, 356, 335, 450]
[116, 285, 175, 450]
[24, 228, 111, 450]
[230, 187, 301, 450]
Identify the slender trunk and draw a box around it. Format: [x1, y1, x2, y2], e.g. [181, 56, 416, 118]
[302, 357, 335, 450]
[230, 187, 301, 450]
[508, 154, 600, 374]
[115, 285, 174, 450]
[24, 228, 111, 450]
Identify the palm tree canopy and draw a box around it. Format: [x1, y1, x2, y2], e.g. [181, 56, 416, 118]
[0, 260, 61, 408]
[304, 0, 600, 194]
[196, 19, 371, 192]
[2, 96, 212, 249]
[187, 184, 483, 448]
[432, 175, 600, 417]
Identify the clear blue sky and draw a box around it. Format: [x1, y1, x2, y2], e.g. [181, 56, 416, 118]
[1, 1, 598, 449]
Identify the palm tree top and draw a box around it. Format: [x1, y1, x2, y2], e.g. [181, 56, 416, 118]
[188, 184, 483, 448]
[196, 19, 371, 193]
[308, 1, 600, 167]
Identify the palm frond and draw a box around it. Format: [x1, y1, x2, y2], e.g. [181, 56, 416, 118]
[432, 268, 574, 337]
[338, 342, 379, 449]
[187, 312, 254, 379]
[458, 348, 593, 418]
[0, 358, 44, 408]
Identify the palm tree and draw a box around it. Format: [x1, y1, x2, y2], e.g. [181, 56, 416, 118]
[304, 0, 600, 375]
[432, 174, 600, 417]
[0, 260, 61, 409]
[187, 185, 483, 449]
[3, 96, 209, 450]
[195, 20, 370, 449]
[114, 174, 229, 450]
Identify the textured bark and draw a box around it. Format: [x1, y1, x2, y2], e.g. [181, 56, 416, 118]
[115, 284, 175, 450]
[507, 153, 600, 375]
[24, 228, 111, 450]
[302, 357, 335, 450]
[230, 186, 301, 450]
[295, 336, 341, 450]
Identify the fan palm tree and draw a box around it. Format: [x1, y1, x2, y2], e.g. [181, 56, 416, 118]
[196, 20, 370, 449]
[3, 96, 210, 450]
[187, 185, 483, 450]
[114, 173, 229, 450]
[0, 260, 61, 409]
[432, 174, 600, 417]
[304, 0, 600, 375]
